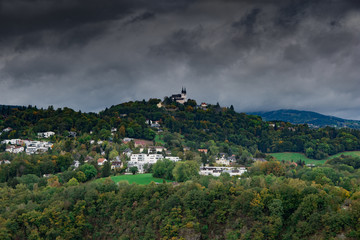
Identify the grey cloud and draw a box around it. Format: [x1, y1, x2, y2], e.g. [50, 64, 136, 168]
[1, 0, 360, 119]
[232, 8, 261, 35]
[126, 12, 156, 25]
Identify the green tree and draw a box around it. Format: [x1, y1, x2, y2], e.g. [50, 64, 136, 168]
[75, 171, 87, 182]
[172, 161, 199, 182]
[152, 159, 176, 180]
[129, 166, 138, 175]
[109, 149, 119, 160]
[67, 177, 79, 186]
[79, 164, 97, 181]
[101, 161, 111, 178]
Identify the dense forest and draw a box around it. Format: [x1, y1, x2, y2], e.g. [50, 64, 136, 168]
[1, 156, 360, 239]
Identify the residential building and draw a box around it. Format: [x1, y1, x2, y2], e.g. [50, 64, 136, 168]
[165, 156, 181, 162]
[123, 148, 133, 157]
[5, 146, 24, 154]
[141, 146, 166, 154]
[111, 161, 123, 170]
[200, 102, 208, 110]
[2, 127, 12, 132]
[37, 131, 55, 138]
[134, 139, 153, 148]
[199, 166, 247, 177]
[68, 131, 77, 137]
[0, 160, 10, 165]
[128, 154, 180, 173]
[1, 139, 22, 145]
[198, 149, 208, 154]
[72, 160, 80, 169]
[123, 138, 134, 143]
[97, 158, 108, 166]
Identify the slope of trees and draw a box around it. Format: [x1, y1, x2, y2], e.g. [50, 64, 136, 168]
[1, 162, 360, 239]
[1, 100, 360, 160]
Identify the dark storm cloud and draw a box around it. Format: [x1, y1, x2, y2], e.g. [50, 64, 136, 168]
[1, 0, 360, 119]
[126, 12, 156, 25]
[232, 8, 261, 35]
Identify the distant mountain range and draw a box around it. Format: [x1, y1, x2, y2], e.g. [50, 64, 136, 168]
[0, 104, 25, 109]
[248, 109, 360, 129]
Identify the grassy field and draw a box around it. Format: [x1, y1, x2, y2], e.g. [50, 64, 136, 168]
[100, 173, 173, 185]
[269, 151, 360, 165]
[154, 134, 165, 145]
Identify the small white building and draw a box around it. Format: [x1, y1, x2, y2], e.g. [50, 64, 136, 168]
[140, 146, 166, 154]
[72, 160, 80, 169]
[123, 138, 134, 143]
[1, 139, 21, 145]
[5, 146, 24, 153]
[97, 158, 108, 166]
[165, 156, 181, 162]
[37, 131, 55, 138]
[216, 153, 230, 165]
[25, 141, 53, 154]
[199, 166, 247, 177]
[128, 154, 179, 173]
[2, 127, 12, 132]
[111, 161, 123, 170]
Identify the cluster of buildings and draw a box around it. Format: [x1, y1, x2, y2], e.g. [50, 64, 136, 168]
[145, 120, 161, 129]
[215, 153, 237, 166]
[199, 166, 247, 177]
[1, 139, 53, 154]
[37, 131, 55, 138]
[128, 154, 181, 173]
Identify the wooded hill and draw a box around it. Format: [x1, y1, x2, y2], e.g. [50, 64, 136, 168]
[2, 100, 360, 160]
[250, 109, 360, 129]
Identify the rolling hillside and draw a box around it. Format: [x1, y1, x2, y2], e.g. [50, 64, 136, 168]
[250, 109, 360, 129]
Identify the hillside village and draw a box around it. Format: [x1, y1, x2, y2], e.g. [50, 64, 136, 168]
[0, 134, 248, 177]
[1, 96, 360, 240]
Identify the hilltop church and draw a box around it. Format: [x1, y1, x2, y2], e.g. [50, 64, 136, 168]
[170, 87, 187, 104]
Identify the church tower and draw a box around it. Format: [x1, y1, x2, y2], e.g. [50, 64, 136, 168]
[181, 87, 187, 102]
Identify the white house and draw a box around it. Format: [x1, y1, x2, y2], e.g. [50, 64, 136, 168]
[128, 154, 180, 173]
[199, 166, 247, 177]
[25, 141, 53, 154]
[5, 146, 24, 153]
[165, 156, 181, 162]
[72, 160, 80, 169]
[0, 160, 10, 165]
[97, 158, 108, 166]
[26, 146, 38, 154]
[111, 161, 123, 170]
[37, 131, 55, 138]
[2, 127, 12, 132]
[216, 153, 230, 165]
[123, 138, 134, 143]
[1, 139, 21, 145]
[140, 146, 166, 154]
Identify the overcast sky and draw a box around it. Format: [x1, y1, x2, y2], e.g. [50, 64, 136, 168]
[1, 0, 360, 119]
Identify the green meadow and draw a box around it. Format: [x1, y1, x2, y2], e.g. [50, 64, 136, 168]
[99, 173, 173, 185]
[269, 151, 360, 165]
